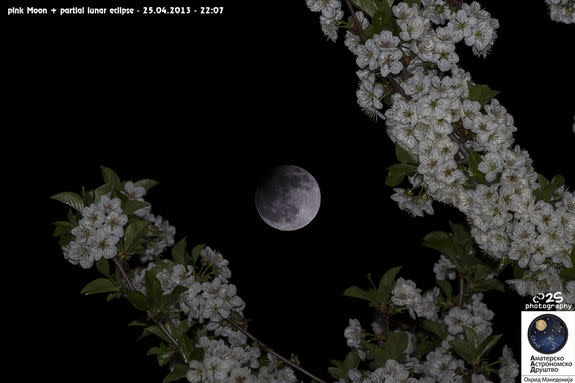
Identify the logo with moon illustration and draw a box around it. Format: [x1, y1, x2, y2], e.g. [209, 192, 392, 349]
[527, 314, 569, 354]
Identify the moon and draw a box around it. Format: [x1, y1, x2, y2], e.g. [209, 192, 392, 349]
[535, 319, 547, 331]
[255, 165, 321, 231]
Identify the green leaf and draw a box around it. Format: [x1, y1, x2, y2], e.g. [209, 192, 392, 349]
[96, 259, 110, 276]
[82, 187, 95, 205]
[147, 343, 172, 366]
[436, 280, 452, 299]
[128, 320, 148, 327]
[476, 334, 502, 360]
[378, 266, 402, 304]
[66, 209, 79, 225]
[161, 285, 188, 310]
[559, 267, 575, 280]
[449, 339, 476, 365]
[145, 271, 163, 309]
[474, 278, 505, 293]
[534, 174, 565, 202]
[126, 291, 151, 312]
[350, 0, 385, 17]
[449, 222, 475, 257]
[57, 233, 75, 247]
[100, 166, 122, 189]
[467, 81, 500, 106]
[52, 220, 74, 237]
[343, 286, 372, 302]
[421, 319, 448, 338]
[162, 364, 188, 383]
[81, 278, 119, 295]
[462, 326, 478, 349]
[367, 331, 407, 366]
[512, 262, 525, 279]
[122, 199, 150, 215]
[470, 264, 493, 281]
[464, 152, 488, 188]
[172, 237, 188, 265]
[343, 351, 360, 371]
[122, 219, 151, 255]
[135, 179, 159, 191]
[94, 183, 113, 201]
[172, 324, 195, 363]
[385, 163, 417, 187]
[395, 143, 418, 165]
[415, 338, 440, 357]
[422, 231, 458, 263]
[328, 365, 344, 380]
[364, 5, 396, 38]
[328, 353, 358, 380]
[191, 244, 205, 265]
[106, 292, 121, 301]
[51, 192, 85, 212]
[386, 331, 408, 358]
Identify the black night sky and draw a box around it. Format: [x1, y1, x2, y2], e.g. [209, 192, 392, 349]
[6, 1, 575, 381]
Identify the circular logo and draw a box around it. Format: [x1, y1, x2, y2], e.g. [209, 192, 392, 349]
[527, 314, 569, 354]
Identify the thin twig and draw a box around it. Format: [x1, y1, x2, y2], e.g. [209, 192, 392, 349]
[458, 273, 465, 307]
[226, 318, 329, 383]
[388, 76, 409, 100]
[114, 257, 136, 290]
[344, 0, 367, 42]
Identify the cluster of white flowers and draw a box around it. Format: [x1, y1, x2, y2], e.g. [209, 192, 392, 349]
[444, 294, 494, 340]
[432, 255, 456, 280]
[310, 0, 574, 296]
[342, 279, 517, 383]
[361, 359, 419, 383]
[306, 0, 344, 42]
[391, 176, 434, 217]
[186, 336, 260, 383]
[344, 319, 366, 360]
[498, 345, 519, 383]
[63, 195, 127, 268]
[391, 277, 439, 320]
[131, 245, 300, 383]
[565, 280, 575, 304]
[186, 338, 297, 383]
[546, 0, 575, 23]
[123, 181, 176, 261]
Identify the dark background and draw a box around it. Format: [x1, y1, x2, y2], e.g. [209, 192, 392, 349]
[6, 1, 574, 381]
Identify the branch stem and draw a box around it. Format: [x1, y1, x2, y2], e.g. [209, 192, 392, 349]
[458, 272, 465, 307]
[226, 318, 329, 383]
[344, 0, 367, 42]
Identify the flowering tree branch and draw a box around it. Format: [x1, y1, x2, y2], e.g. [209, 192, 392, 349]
[344, 0, 367, 41]
[545, 0, 575, 23]
[113, 257, 181, 353]
[308, 0, 575, 299]
[226, 318, 330, 383]
[52, 167, 327, 383]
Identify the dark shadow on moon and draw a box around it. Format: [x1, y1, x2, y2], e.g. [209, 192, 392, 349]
[255, 165, 321, 231]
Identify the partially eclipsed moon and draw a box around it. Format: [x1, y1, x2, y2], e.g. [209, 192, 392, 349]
[535, 319, 547, 331]
[255, 165, 321, 231]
